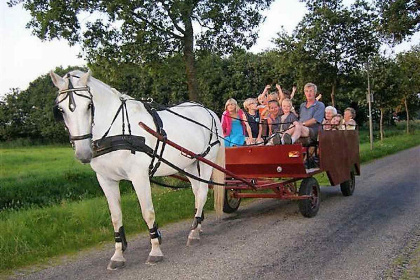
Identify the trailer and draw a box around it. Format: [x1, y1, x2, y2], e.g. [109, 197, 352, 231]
[140, 122, 360, 218]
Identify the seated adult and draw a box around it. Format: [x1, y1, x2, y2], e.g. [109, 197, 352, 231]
[266, 100, 281, 138]
[322, 106, 337, 131]
[343, 107, 357, 130]
[282, 83, 325, 144]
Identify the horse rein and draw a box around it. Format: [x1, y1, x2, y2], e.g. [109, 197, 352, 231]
[54, 74, 94, 142]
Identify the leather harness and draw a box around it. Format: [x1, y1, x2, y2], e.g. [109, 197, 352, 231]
[54, 75, 221, 181]
[91, 100, 221, 180]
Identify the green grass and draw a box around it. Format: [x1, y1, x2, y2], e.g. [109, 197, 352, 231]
[0, 147, 136, 210]
[401, 246, 420, 279]
[358, 120, 419, 144]
[0, 145, 87, 177]
[0, 127, 419, 275]
[384, 232, 420, 280]
[0, 187, 213, 275]
[359, 131, 420, 163]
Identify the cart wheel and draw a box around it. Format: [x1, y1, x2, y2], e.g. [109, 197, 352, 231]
[298, 177, 320, 218]
[340, 171, 355, 196]
[223, 189, 241, 213]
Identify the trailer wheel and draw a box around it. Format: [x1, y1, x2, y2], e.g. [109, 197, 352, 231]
[298, 177, 320, 218]
[223, 189, 241, 213]
[340, 171, 355, 196]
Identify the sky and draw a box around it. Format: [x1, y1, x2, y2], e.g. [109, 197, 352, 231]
[0, 0, 418, 98]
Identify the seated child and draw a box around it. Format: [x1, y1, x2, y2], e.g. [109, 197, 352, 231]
[331, 114, 345, 130]
[268, 91, 280, 102]
[277, 84, 296, 100]
[257, 92, 269, 118]
[278, 84, 298, 117]
[276, 98, 298, 145]
[243, 98, 264, 145]
[221, 98, 250, 147]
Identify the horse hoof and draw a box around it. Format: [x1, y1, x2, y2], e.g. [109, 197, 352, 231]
[187, 238, 200, 246]
[107, 260, 125, 270]
[146, 255, 163, 265]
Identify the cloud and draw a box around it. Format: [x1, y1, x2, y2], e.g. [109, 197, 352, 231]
[250, 0, 306, 53]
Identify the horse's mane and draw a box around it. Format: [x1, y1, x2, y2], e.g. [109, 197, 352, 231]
[68, 70, 134, 100]
[111, 88, 133, 100]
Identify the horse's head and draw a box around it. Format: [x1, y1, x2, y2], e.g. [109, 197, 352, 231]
[51, 70, 94, 163]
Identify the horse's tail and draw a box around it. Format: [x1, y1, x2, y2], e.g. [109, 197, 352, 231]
[212, 143, 225, 218]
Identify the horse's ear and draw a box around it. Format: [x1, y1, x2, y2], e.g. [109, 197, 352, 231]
[78, 70, 91, 86]
[50, 71, 66, 90]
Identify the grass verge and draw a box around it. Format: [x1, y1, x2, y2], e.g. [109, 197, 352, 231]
[0, 187, 213, 276]
[359, 132, 420, 163]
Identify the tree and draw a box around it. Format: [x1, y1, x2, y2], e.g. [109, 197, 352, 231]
[89, 54, 189, 104]
[9, 0, 273, 101]
[376, 0, 420, 44]
[294, 0, 380, 107]
[0, 66, 85, 143]
[396, 45, 420, 133]
[272, 29, 334, 104]
[369, 55, 401, 140]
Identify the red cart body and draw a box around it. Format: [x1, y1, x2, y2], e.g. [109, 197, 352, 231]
[226, 130, 360, 185]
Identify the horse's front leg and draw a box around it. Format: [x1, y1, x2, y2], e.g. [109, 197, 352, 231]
[96, 174, 127, 270]
[185, 163, 210, 246]
[131, 174, 163, 264]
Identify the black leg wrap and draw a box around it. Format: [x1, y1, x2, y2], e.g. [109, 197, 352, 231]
[191, 216, 204, 230]
[114, 226, 128, 252]
[200, 210, 204, 222]
[194, 209, 204, 223]
[149, 223, 162, 244]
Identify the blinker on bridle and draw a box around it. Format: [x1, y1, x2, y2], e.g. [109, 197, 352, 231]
[54, 74, 94, 142]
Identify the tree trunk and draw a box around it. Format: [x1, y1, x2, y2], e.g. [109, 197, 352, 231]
[380, 107, 384, 141]
[331, 83, 336, 108]
[182, 16, 199, 102]
[404, 97, 410, 134]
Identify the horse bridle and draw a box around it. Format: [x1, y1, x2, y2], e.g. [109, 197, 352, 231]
[53, 74, 95, 142]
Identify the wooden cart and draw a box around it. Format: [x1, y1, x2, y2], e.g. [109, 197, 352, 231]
[140, 122, 360, 218]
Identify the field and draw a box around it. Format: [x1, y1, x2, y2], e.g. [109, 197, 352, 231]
[1, 122, 420, 275]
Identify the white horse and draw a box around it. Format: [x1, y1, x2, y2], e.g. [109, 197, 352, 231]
[50, 70, 225, 270]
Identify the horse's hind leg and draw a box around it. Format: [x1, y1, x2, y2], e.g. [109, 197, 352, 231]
[131, 174, 163, 264]
[185, 162, 211, 246]
[96, 174, 126, 270]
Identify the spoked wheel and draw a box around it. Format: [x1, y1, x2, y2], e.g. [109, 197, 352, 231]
[298, 177, 320, 218]
[223, 188, 241, 213]
[340, 171, 355, 196]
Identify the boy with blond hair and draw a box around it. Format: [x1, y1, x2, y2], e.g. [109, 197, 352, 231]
[243, 98, 263, 145]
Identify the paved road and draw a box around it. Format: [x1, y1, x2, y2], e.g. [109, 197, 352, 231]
[16, 146, 420, 280]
